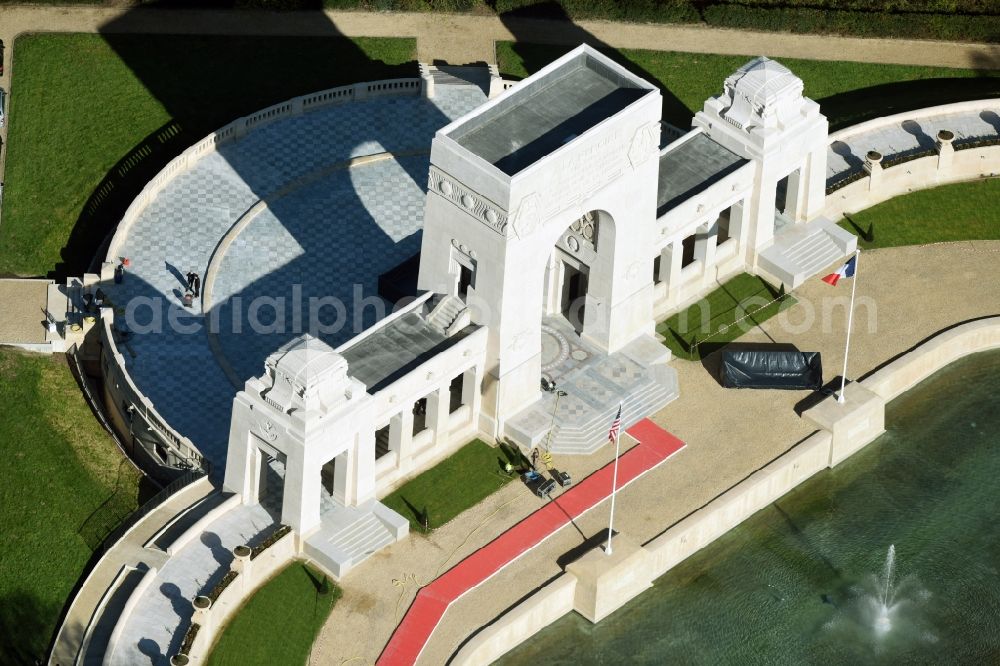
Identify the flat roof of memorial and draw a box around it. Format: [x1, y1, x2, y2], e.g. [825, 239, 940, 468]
[341, 313, 471, 393]
[447, 48, 653, 176]
[657, 133, 748, 216]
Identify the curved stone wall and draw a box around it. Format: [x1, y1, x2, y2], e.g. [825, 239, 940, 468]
[97, 78, 423, 478]
[824, 98, 1000, 220]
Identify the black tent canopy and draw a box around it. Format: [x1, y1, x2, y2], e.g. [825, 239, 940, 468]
[718, 349, 823, 390]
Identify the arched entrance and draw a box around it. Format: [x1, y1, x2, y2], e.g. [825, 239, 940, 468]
[542, 210, 611, 336]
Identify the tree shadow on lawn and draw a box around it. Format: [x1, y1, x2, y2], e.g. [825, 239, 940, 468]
[57, 3, 418, 279]
[0, 591, 60, 666]
[399, 495, 431, 533]
[491, 1, 694, 128]
[819, 76, 1000, 132]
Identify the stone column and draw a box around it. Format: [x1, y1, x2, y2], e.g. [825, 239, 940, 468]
[542, 252, 562, 316]
[694, 222, 717, 285]
[936, 129, 955, 173]
[232, 545, 252, 593]
[864, 150, 883, 191]
[389, 410, 414, 473]
[192, 596, 212, 634]
[462, 365, 481, 424]
[426, 383, 451, 449]
[281, 448, 321, 535]
[665, 241, 684, 304]
[802, 146, 828, 221]
[655, 246, 671, 284]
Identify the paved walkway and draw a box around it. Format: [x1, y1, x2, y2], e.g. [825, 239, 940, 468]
[1, 6, 998, 75]
[0, 277, 48, 343]
[103, 83, 485, 468]
[827, 103, 1000, 182]
[50, 477, 215, 666]
[379, 419, 684, 665]
[104, 501, 275, 666]
[300, 241, 1000, 665]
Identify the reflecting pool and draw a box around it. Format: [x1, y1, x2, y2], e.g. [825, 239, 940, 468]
[501, 350, 1000, 665]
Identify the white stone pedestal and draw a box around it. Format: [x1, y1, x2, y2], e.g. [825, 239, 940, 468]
[803, 382, 885, 467]
[566, 534, 655, 623]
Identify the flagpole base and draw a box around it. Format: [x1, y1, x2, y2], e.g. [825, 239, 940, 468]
[566, 534, 653, 623]
[803, 382, 886, 468]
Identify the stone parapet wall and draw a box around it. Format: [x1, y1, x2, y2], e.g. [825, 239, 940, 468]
[451, 575, 577, 665]
[828, 99, 999, 149]
[98, 312, 207, 479]
[825, 98, 1000, 219]
[825, 144, 1000, 220]
[181, 530, 298, 662]
[861, 317, 1000, 402]
[51, 476, 213, 666]
[104, 77, 421, 269]
[453, 317, 1000, 665]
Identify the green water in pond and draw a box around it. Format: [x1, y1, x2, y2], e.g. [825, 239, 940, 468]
[500, 350, 1000, 665]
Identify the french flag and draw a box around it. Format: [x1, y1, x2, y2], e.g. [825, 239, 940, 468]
[822, 256, 857, 286]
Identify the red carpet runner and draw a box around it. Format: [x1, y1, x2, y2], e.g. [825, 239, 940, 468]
[377, 418, 685, 665]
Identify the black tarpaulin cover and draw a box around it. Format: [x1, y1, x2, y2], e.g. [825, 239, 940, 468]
[719, 349, 823, 390]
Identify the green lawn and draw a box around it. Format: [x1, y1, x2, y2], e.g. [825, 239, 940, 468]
[382, 439, 516, 533]
[496, 43, 1000, 130]
[657, 273, 795, 361]
[839, 178, 1000, 250]
[0, 33, 416, 278]
[206, 562, 341, 666]
[0, 347, 143, 663]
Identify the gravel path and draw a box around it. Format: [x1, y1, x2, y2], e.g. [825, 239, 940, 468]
[2, 5, 997, 195]
[311, 241, 1000, 665]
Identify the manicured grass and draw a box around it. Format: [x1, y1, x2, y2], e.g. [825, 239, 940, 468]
[382, 439, 515, 533]
[206, 562, 341, 666]
[839, 178, 1000, 250]
[0, 347, 142, 663]
[656, 273, 795, 361]
[0, 33, 416, 278]
[496, 43, 1000, 130]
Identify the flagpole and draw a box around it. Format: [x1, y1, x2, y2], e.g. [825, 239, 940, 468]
[838, 249, 861, 404]
[605, 427, 621, 556]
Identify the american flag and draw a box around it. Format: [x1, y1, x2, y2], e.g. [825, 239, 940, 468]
[608, 405, 622, 441]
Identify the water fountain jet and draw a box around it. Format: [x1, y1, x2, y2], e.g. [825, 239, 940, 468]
[874, 545, 895, 635]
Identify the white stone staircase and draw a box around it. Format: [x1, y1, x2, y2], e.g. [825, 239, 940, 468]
[758, 216, 858, 288]
[545, 366, 678, 455]
[302, 500, 408, 579]
[427, 294, 468, 335]
[505, 335, 679, 456]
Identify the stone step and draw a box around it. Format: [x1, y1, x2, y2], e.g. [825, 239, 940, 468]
[547, 371, 678, 455]
[325, 512, 395, 566]
[783, 232, 842, 273]
[548, 392, 674, 454]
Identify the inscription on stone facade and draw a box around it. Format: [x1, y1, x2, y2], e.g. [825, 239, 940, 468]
[542, 130, 627, 221]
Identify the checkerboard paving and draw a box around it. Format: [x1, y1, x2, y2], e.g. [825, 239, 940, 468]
[103, 83, 486, 471]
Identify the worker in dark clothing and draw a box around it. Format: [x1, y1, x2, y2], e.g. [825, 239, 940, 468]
[185, 271, 201, 297]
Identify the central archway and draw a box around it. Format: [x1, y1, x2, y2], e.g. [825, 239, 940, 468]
[541, 210, 613, 337]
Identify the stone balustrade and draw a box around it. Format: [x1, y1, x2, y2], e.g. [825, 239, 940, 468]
[98, 312, 206, 475]
[172, 526, 297, 663]
[824, 98, 1000, 219]
[825, 141, 1000, 221]
[105, 77, 421, 265]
